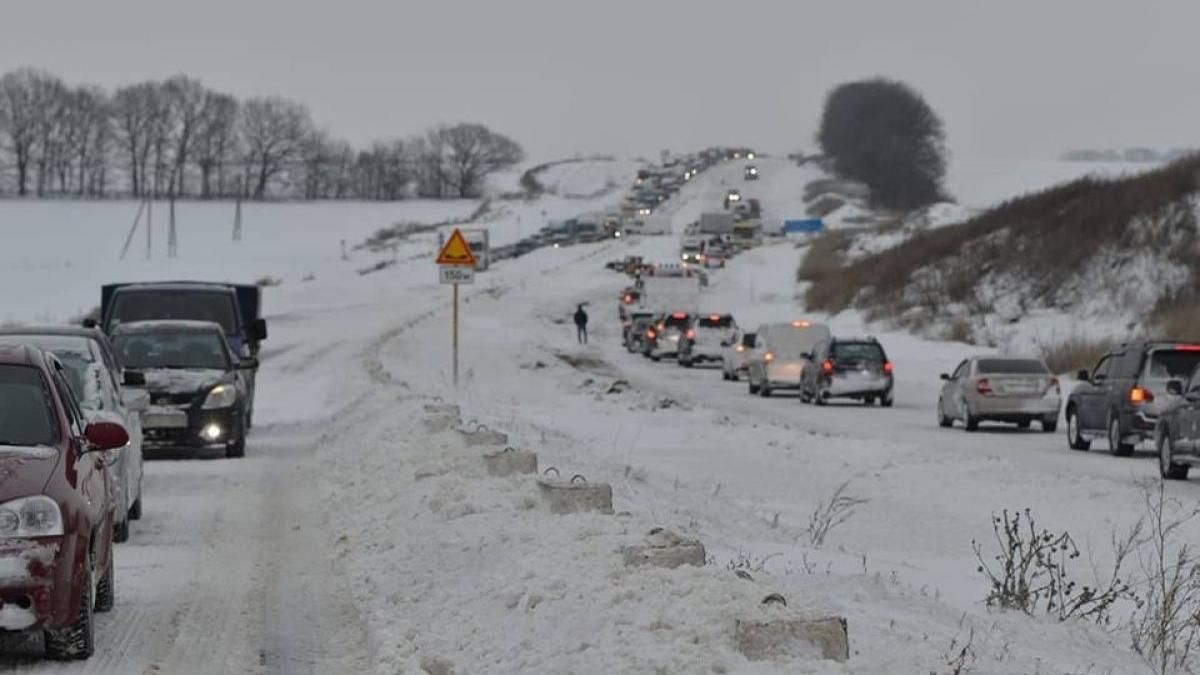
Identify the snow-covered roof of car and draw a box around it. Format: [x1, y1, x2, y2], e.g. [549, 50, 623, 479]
[111, 320, 226, 334]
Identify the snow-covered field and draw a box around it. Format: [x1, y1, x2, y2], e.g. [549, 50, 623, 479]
[0, 157, 1194, 674]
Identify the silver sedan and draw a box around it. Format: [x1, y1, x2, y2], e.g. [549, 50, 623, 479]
[937, 356, 1061, 432]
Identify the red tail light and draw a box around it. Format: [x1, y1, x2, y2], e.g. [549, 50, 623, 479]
[686, 329, 696, 339]
[672, 312, 688, 319]
[821, 359, 834, 375]
[623, 294, 633, 303]
[1175, 344, 1200, 351]
[883, 361, 894, 375]
[1047, 377, 1060, 395]
[646, 329, 656, 339]
[1130, 386, 1153, 404]
[709, 314, 721, 321]
[976, 378, 993, 396]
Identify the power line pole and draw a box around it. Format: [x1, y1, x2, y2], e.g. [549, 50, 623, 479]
[233, 176, 244, 242]
[145, 198, 153, 260]
[168, 196, 178, 258]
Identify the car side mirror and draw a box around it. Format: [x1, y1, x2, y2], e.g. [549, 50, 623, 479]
[939, 373, 950, 381]
[81, 317, 98, 329]
[123, 370, 146, 387]
[1167, 379, 1184, 396]
[1076, 370, 1090, 382]
[238, 357, 260, 370]
[84, 421, 129, 452]
[801, 352, 813, 360]
[251, 318, 268, 341]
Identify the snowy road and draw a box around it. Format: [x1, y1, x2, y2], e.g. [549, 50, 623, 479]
[0, 420, 371, 674]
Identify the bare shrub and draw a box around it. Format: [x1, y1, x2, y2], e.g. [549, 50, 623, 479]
[1153, 296, 1200, 342]
[807, 480, 868, 548]
[973, 508, 1136, 624]
[1038, 336, 1120, 375]
[1129, 480, 1200, 675]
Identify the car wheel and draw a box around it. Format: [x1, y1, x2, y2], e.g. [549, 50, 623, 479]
[1159, 430, 1191, 480]
[129, 494, 142, 521]
[113, 514, 129, 544]
[94, 539, 114, 613]
[748, 378, 759, 395]
[729, 370, 739, 382]
[1067, 407, 1090, 450]
[1042, 416, 1058, 433]
[650, 355, 661, 362]
[1107, 414, 1134, 457]
[721, 370, 730, 381]
[815, 389, 828, 406]
[1016, 419, 1031, 429]
[881, 393, 894, 408]
[44, 549, 96, 660]
[680, 358, 693, 368]
[964, 408, 979, 432]
[937, 399, 952, 427]
[864, 396, 876, 406]
[759, 383, 771, 398]
[226, 417, 247, 458]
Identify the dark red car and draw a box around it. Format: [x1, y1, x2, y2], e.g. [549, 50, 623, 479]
[0, 345, 128, 660]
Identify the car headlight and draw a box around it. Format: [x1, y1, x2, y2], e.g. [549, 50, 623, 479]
[202, 383, 238, 409]
[0, 496, 64, 538]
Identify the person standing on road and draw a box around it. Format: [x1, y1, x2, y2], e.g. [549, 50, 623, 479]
[574, 304, 589, 344]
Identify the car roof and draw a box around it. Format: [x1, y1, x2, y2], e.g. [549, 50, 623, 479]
[111, 320, 225, 334]
[0, 343, 48, 368]
[972, 354, 1044, 362]
[0, 325, 105, 340]
[113, 282, 233, 293]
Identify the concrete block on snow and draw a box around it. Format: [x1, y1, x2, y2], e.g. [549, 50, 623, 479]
[622, 528, 705, 569]
[483, 447, 538, 477]
[536, 474, 613, 515]
[457, 426, 509, 447]
[734, 615, 849, 662]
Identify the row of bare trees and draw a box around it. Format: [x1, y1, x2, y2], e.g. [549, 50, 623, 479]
[0, 68, 524, 200]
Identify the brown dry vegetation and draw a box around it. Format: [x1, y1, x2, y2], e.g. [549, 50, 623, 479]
[805, 155, 1200, 318]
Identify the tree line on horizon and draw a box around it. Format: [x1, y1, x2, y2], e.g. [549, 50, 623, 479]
[0, 67, 524, 201]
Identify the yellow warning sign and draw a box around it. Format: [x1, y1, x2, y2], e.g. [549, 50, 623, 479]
[436, 228, 477, 266]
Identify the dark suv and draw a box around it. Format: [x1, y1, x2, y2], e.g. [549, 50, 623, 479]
[1066, 341, 1200, 456]
[800, 336, 894, 406]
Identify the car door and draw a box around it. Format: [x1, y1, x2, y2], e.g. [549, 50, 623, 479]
[749, 328, 770, 385]
[1179, 371, 1200, 453]
[1078, 356, 1114, 431]
[807, 340, 830, 394]
[51, 363, 109, 528]
[942, 359, 969, 418]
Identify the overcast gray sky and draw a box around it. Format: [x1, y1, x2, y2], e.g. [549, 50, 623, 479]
[2, 1, 1193, 163]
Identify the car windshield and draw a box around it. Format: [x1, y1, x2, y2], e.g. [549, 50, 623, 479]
[1145, 350, 1200, 380]
[833, 342, 885, 362]
[976, 358, 1048, 374]
[0, 365, 57, 446]
[113, 330, 230, 370]
[109, 291, 237, 334]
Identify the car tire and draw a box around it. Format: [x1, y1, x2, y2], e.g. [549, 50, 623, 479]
[864, 396, 876, 406]
[815, 390, 828, 406]
[113, 514, 129, 544]
[44, 550, 96, 660]
[881, 393, 894, 408]
[1159, 430, 1190, 480]
[748, 378, 759, 395]
[760, 383, 771, 398]
[1067, 407, 1090, 450]
[680, 358, 693, 368]
[729, 371, 739, 382]
[129, 494, 142, 521]
[650, 355, 661, 363]
[937, 399, 952, 428]
[94, 540, 114, 613]
[226, 417, 247, 459]
[964, 408, 979, 432]
[1107, 414, 1134, 457]
[722, 370, 730, 381]
[1016, 419, 1031, 429]
[1042, 416, 1058, 433]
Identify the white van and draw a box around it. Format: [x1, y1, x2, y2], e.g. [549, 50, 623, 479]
[745, 321, 832, 397]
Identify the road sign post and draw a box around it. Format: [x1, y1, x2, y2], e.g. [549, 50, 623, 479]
[436, 228, 478, 387]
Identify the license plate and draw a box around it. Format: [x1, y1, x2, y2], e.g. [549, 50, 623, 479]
[143, 411, 188, 429]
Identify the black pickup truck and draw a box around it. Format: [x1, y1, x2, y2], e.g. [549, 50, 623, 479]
[86, 281, 267, 424]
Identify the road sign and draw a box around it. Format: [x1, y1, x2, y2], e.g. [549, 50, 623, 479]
[440, 266, 475, 285]
[436, 228, 477, 266]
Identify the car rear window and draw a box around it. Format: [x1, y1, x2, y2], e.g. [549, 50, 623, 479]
[1144, 350, 1200, 380]
[977, 358, 1048, 374]
[0, 365, 57, 446]
[833, 342, 885, 362]
[663, 314, 690, 329]
[697, 315, 733, 328]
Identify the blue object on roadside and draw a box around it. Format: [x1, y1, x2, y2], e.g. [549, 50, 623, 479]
[783, 218, 824, 234]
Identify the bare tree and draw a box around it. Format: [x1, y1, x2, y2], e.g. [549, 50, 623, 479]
[163, 76, 206, 197]
[438, 122, 524, 198]
[112, 82, 159, 197]
[239, 96, 311, 199]
[192, 91, 238, 198]
[0, 68, 62, 196]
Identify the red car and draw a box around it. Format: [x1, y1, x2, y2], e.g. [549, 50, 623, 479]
[0, 345, 128, 660]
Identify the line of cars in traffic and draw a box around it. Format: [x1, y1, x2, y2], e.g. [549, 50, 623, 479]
[0, 280, 266, 660]
[612, 265, 1200, 483]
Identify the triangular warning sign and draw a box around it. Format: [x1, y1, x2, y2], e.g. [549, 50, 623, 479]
[436, 228, 477, 266]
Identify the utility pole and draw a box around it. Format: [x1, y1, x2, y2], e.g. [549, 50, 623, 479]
[167, 196, 178, 258]
[233, 175, 244, 242]
[145, 198, 153, 260]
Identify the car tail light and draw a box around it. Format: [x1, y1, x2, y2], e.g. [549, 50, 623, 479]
[976, 378, 993, 395]
[764, 352, 775, 363]
[672, 312, 687, 319]
[735, 344, 745, 353]
[686, 329, 696, 339]
[624, 294, 633, 303]
[709, 314, 721, 321]
[883, 361, 894, 375]
[1130, 386, 1153, 404]
[791, 320, 811, 328]
[646, 329, 656, 339]
[1175, 344, 1200, 351]
[821, 359, 834, 375]
[1047, 376, 1060, 395]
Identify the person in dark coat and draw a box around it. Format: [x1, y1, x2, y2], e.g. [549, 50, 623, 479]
[573, 304, 589, 344]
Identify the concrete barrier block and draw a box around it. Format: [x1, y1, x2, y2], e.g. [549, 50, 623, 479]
[457, 425, 509, 447]
[536, 473, 613, 514]
[734, 616, 849, 662]
[622, 528, 705, 569]
[483, 447, 538, 477]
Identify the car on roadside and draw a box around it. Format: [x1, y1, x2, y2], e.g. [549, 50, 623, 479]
[746, 321, 831, 397]
[724, 189, 742, 210]
[678, 314, 737, 368]
[1155, 372, 1200, 481]
[1066, 341, 1200, 455]
[938, 356, 1059, 432]
[111, 321, 256, 458]
[744, 165, 759, 180]
[721, 330, 757, 381]
[623, 311, 654, 348]
[800, 336, 894, 406]
[0, 345, 129, 660]
[626, 315, 657, 354]
[643, 312, 692, 361]
[0, 328, 148, 543]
